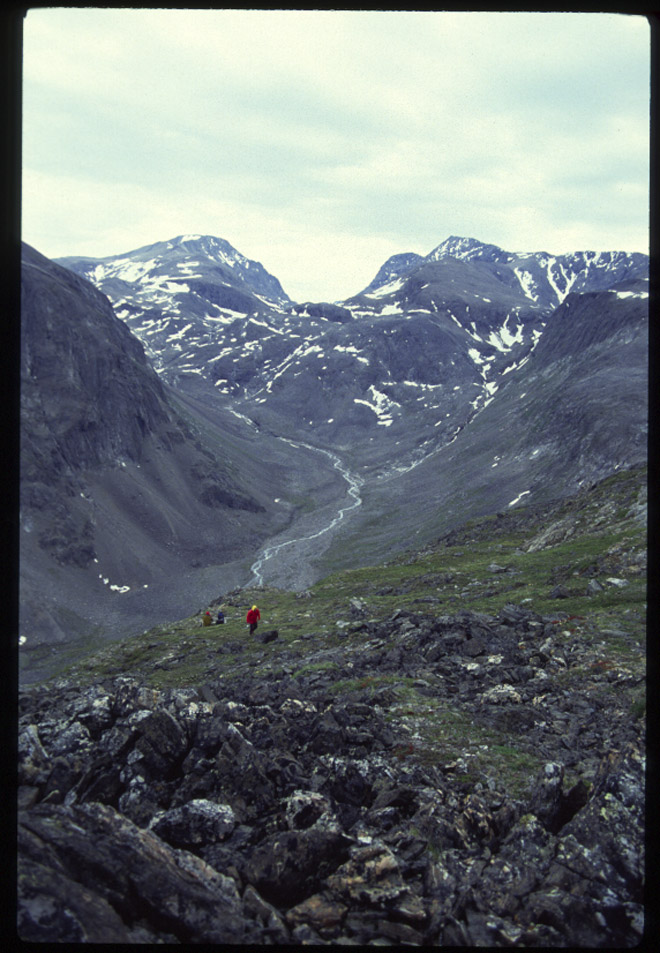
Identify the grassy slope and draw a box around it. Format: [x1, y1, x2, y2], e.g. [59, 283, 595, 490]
[50, 464, 646, 797]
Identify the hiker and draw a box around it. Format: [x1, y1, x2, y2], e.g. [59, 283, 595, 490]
[216, 608, 225, 625]
[202, 611, 213, 627]
[246, 604, 261, 635]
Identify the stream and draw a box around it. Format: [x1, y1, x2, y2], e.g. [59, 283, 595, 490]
[248, 438, 363, 589]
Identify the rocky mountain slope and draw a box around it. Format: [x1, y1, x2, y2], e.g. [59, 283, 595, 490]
[317, 281, 648, 579]
[17, 464, 647, 945]
[20, 244, 297, 671]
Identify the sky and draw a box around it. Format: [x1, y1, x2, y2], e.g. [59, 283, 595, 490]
[22, 9, 650, 303]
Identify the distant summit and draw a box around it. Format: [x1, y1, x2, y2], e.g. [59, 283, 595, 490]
[57, 234, 292, 312]
[361, 252, 424, 296]
[360, 236, 648, 310]
[428, 236, 513, 264]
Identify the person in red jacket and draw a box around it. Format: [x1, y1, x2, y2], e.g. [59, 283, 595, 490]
[246, 605, 261, 635]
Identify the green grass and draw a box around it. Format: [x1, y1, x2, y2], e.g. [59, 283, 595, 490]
[53, 466, 646, 737]
[375, 680, 548, 797]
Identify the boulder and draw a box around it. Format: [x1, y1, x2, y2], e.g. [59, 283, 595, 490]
[256, 629, 279, 643]
[149, 798, 236, 848]
[245, 828, 352, 906]
[18, 801, 259, 944]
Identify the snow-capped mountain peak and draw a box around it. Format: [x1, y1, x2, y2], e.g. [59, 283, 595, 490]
[58, 235, 292, 310]
[428, 236, 513, 264]
[360, 252, 424, 296]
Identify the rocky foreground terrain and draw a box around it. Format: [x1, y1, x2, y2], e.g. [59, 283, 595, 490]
[17, 466, 647, 946]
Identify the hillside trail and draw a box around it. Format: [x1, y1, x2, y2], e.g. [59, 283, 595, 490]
[248, 437, 363, 590]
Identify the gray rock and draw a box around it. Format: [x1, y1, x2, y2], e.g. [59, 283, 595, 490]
[18, 801, 258, 944]
[549, 584, 571, 599]
[245, 828, 351, 906]
[17, 604, 645, 946]
[256, 629, 279, 643]
[149, 798, 236, 847]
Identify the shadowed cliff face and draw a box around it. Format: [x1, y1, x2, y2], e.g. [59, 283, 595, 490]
[21, 244, 171, 474]
[19, 244, 282, 666]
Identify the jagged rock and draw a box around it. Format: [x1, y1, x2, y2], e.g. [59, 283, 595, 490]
[130, 708, 189, 780]
[72, 751, 124, 806]
[17, 604, 645, 946]
[528, 762, 565, 830]
[285, 892, 348, 933]
[326, 842, 407, 904]
[244, 828, 352, 906]
[18, 725, 51, 786]
[479, 684, 523, 704]
[549, 584, 571, 599]
[18, 801, 259, 944]
[149, 798, 236, 848]
[242, 884, 291, 942]
[350, 597, 368, 616]
[525, 517, 576, 553]
[461, 637, 486, 657]
[284, 790, 338, 832]
[488, 562, 509, 573]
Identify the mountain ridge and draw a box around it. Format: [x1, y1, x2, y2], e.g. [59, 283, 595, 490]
[362, 235, 648, 311]
[55, 233, 648, 471]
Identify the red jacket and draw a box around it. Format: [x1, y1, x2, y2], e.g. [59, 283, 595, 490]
[246, 608, 261, 625]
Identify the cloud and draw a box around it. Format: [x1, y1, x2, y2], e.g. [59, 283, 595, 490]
[22, 8, 650, 301]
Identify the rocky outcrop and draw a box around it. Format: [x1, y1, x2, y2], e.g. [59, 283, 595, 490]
[18, 605, 645, 945]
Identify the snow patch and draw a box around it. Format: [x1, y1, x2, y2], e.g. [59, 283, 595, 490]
[546, 258, 577, 304]
[333, 344, 369, 364]
[487, 314, 524, 352]
[99, 574, 131, 593]
[513, 267, 539, 302]
[354, 385, 399, 426]
[365, 277, 405, 299]
[508, 490, 531, 508]
[166, 323, 193, 342]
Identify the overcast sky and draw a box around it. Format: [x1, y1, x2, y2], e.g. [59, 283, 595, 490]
[22, 8, 650, 302]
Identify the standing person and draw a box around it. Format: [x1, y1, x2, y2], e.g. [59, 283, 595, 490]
[246, 605, 261, 635]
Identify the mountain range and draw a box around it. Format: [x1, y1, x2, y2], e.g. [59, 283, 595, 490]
[57, 234, 647, 470]
[19, 233, 647, 680]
